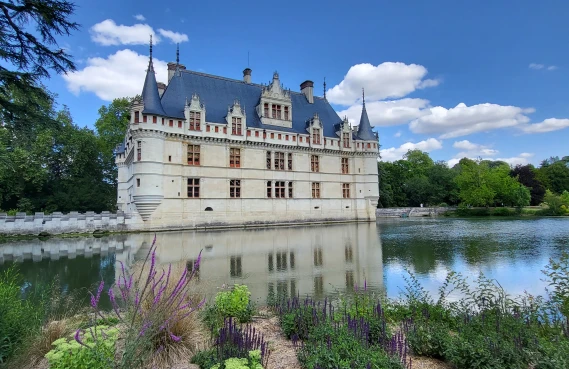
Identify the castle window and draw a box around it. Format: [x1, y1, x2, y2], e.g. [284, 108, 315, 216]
[357, 142, 360, 148]
[274, 152, 285, 170]
[169, 119, 173, 127]
[223, 127, 227, 134]
[134, 111, 139, 123]
[215, 126, 219, 133]
[342, 183, 350, 198]
[232, 117, 242, 135]
[312, 128, 321, 144]
[267, 181, 272, 198]
[276, 105, 282, 119]
[178, 120, 182, 128]
[288, 182, 293, 198]
[311, 155, 319, 172]
[271, 133, 274, 139]
[284, 106, 289, 120]
[137, 141, 141, 161]
[187, 145, 200, 166]
[152, 116, 157, 124]
[230, 179, 241, 198]
[230, 256, 242, 278]
[275, 181, 285, 198]
[343, 132, 350, 148]
[143, 115, 147, 123]
[272, 104, 277, 118]
[230, 148, 241, 168]
[187, 178, 200, 198]
[264, 103, 269, 117]
[287, 153, 293, 170]
[292, 136, 296, 142]
[189, 111, 201, 131]
[367, 143, 371, 148]
[285, 135, 289, 141]
[300, 137, 303, 143]
[312, 182, 320, 199]
[162, 118, 164, 125]
[278, 134, 281, 140]
[206, 125, 210, 132]
[247, 130, 251, 137]
[342, 158, 349, 174]
[136, 178, 140, 187]
[266, 151, 271, 169]
[255, 131, 259, 137]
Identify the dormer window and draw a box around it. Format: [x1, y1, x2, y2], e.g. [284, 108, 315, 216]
[134, 111, 140, 123]
[257, 72, 292, 128]
[264, 103, 269, 117]
[189, 111, 201, 131]
[232, 117, 242, 135]
[284, 106, 289, 120]
[343, 132, 350, 148]
[312, 128, 321, 144]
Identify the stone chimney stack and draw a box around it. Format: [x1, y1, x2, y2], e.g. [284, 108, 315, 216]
[157, 82, 166, 97]
[300, 80, 314, 104]
[167, 62, 186, 83]
[243, 68, 252, 83]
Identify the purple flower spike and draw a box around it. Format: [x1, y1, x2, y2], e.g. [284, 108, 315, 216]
[74, 329, 87, 347]
[91, 281, 105, 308]
[364, 279, 367, 291]
[169, 332, 181, 342]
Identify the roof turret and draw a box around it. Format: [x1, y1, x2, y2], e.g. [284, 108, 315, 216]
[141, 35, 167, 116]
[356, 88, 376, 141]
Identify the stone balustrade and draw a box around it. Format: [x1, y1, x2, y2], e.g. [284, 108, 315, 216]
[376, 207, 455, 218]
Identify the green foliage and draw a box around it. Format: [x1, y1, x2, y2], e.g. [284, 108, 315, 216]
[406, 321, 449, 359]
[208, 350, 264, 369]
[44, 325, 119, 369]
[543, 190, 569, 215]
[203, 285, 254, 334]
[491, 207, 513, 216]
[0, 267, 44, 364]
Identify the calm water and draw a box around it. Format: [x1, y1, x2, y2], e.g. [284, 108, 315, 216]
[1, 218, 568, 305]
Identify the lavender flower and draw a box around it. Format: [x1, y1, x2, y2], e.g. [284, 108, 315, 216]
[90, 281, 105, 308]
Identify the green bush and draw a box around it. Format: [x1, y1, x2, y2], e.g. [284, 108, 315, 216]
[204, 285, 255, 333]
[406, 321, 450, 359]
[209, 350, 264, 369]
[0, 267, 43, 364]
[492, 207, 513, 216]
[44, 325, 119, 369]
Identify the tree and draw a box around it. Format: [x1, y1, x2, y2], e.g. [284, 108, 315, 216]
[95, 97, 134, 158]
[543, 190, 568, 215]
[455, 158, 496, 207]
[426, 161, 459, 205]
[0, 0, 78, 121]
[510, 164, 546, 205]
[539, 161, 569, 194]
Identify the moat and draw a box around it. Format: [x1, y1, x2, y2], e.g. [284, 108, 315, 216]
[1, 218, 568, 305]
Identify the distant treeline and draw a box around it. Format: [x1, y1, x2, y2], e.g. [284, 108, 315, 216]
[378, 150, 569, 213]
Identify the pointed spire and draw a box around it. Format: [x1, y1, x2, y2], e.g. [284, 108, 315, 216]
[323, 77, 327, 100]
[141, 35, 166, 116]
[356, 86, 375, 141]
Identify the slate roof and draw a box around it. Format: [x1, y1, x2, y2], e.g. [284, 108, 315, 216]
[141, 60, 167, 116]
[160, 70, 347, 138]
[356, 102, 376, 141]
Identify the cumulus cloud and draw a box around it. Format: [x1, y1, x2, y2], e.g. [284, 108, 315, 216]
[521, 118, 569, 133]
[134, 14, 146, 21]
[157, 29, 189, 43]
[337, 98, 430, 127]
[447, 153, 533, 168]
[326, 62, 439, 106]
[63, 49, 168, 101]
[409, 102, 534, 139]
[394, 131, 402, 138]
[380, 138, 443, 162]
[529, 63, 557, 71]
[91, 19, 157, 46]
[452, 140, 499, 157]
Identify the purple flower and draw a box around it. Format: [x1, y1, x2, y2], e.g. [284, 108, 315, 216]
[90, 281, 105, 308]
[74, 329, 87, 347]
[169, 332, 181, 342]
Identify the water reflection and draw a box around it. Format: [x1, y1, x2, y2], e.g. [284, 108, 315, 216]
[1, 218, 569, 305]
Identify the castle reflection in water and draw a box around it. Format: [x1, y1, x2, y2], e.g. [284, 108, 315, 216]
[0, 223, 384, 303]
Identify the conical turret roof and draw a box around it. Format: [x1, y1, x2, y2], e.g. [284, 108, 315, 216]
[356, 89, 375, 140]
[141, 36, 166, 116]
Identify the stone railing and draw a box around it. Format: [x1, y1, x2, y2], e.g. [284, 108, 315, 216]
[0, 211, 133, 236]
[376, 207, 456, 218]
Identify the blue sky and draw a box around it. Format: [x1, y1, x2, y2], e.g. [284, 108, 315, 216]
[44, 0, 569, 166]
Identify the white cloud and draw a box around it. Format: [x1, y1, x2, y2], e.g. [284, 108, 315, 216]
[380, 138, 443, 162]
[521, 118, 569, 133]
[394, 131, 402, 138]
[337, 98, 430, 127]
[63, 49, 168, 101]
[520, 152, 534, 158]
[409, 102, 534, 139]
[529, 63, 557, 71]
[327, 62, 439, 106]
[134, 14, 146, 21]
[452, 140, 499, 157]
[448, 154, 533, 168]
[91, 19, 158, 46]
[157, 29, 189, 43]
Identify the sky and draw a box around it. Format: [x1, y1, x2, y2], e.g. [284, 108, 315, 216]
[42, 0, 569, 166]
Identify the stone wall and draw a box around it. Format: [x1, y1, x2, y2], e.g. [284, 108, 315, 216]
[0, 211, 134, 236]
[376, 207, 455, 218]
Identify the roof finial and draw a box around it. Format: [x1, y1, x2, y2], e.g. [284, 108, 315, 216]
[323, 77, 327, 100]
[149, 34, 153, 63]
[176, 43, 179, 65]
[362, 87, 365, 105]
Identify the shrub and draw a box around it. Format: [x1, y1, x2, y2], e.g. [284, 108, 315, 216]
[210, 350, 264, 369]
[492, 207, 513, 216]
[405, 320, 450, 359]
[44, 325, 119, 369]
[81, 235, 207, 369]
[191, 318, 269, 369]
[204, 285, 255, 334]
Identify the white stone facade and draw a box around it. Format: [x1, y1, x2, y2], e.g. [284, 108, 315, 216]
[116, 62, 379, 230]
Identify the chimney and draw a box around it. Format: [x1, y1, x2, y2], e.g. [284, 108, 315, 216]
[300, 80, 314, 104]
[157, 82, 166, 97]
[243, 68, 252, 83]
[167, 62, 186, 83]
